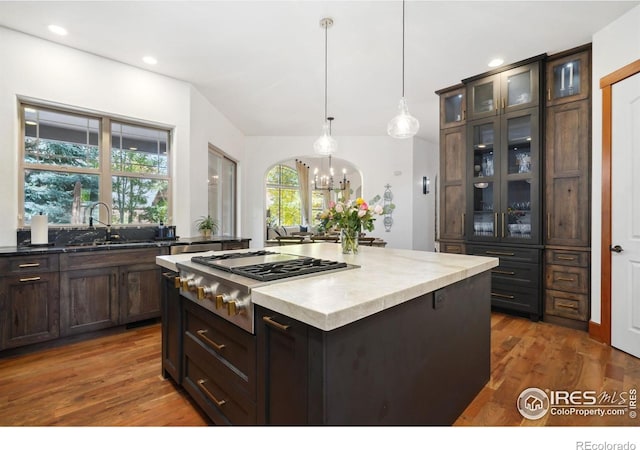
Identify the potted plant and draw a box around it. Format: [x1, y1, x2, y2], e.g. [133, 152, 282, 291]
[195, 215, 218, 238]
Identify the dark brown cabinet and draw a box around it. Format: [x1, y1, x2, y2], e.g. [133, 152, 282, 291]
[161, 271, 182, 383]
[256, 273, 491, 425]
[543, 45, 592, 330]
[182, 300, 256, 425]
[59, 248, 164, 336]
[437, 85, 466, 254]
[466, 60, 541, 121]
[0, 254, 60, 350]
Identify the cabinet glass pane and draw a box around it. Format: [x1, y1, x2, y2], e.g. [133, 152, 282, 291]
[507, 71, 532, 106]
[473, 182, 494, 237]
[552, 59, 581, 99]
[444, 93, 463, 124]
[506, 180, 532, 239]
[473, 81, 494, 115]
[472, 123, 495, 178]
[506, 115, 532, 175]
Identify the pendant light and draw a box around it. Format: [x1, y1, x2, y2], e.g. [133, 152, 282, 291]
[314, 17, 338, 156]
[387, 0, 419, 139]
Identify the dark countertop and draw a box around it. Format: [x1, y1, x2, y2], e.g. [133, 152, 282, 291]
[0, 236, 251, 256]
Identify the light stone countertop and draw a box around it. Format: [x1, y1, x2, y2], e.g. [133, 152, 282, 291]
[156, 244, 498, 331]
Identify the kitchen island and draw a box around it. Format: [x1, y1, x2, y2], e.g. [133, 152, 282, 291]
[156, 244, 498, 425]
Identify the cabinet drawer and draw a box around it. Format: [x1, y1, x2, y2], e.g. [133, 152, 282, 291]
[545, 249, 589, 267]
[467, 244, 540, 263]
[545, 265, 589, 294]
[59, 248, 161, 270]
[440, 241, 465, 254]
[184, 300, 256, 398]
[183, 353, 256, 425]
[222, 241, 249, 250]
[545, 290, 589, 321]
[490, 283, 539, 315]
[491, 261, 540, 289]
[0, 254, 59, 274]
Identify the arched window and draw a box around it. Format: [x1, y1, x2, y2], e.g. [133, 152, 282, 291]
[266, 164, 301, 226]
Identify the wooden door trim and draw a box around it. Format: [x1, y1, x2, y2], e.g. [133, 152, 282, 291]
[594, 59, 640, 344]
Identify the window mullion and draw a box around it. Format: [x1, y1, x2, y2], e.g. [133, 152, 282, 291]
[101, 117, 112, 224]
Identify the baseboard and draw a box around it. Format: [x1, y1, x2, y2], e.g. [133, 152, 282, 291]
[588, 320, 604, 342]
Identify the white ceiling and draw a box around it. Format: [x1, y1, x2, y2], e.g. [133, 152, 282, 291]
[0, 1, 637, 143]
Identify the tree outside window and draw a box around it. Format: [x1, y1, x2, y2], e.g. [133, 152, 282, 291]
[266, 164, 301, 226]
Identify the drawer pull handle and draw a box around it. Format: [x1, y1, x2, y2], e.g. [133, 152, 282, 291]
[19, 276, 41, 282]
[556, 277, 576, 282]
[557, 256, 576, 261]
[492, 270, 515, 275]
[196, 329, 225, 351]
[263, 316, 290, 332]
[557, 302, 579, 310]
[197, 379, 226, 407]
[18, 263, 40, 268]
[491, 292, 515, 299]
[485, 251, 515, 256]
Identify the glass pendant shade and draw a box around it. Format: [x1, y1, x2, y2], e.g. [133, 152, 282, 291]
[387, 97, 420, 139]
[313, 121, 338, 155]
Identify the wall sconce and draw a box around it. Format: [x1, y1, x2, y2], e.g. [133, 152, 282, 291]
[422, 176, 430, 194]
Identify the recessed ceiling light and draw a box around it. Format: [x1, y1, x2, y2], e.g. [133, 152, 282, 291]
[142, 56, 158, 65]
[488, 58, 504, 68]
[47, 24, 68, 36]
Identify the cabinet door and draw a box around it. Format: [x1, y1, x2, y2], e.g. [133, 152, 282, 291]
[256, 306, 309, 425]
[467, 74, 500, 120]
[0, 273, 59, 350]
[161, 271, 182, 382]
[60, 267, 119, 336]
[439, 86, 466, 129]
[467, 118, 501, 241]
[500, 62, 540, 114]
[120, 263, 162, 323]
[439, 126, 466, 241]
[500, 108, 540, 244]
[545, 100, 590, 246]
[546, 50, 590, 106]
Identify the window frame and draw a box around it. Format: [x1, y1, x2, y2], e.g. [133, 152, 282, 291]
[18, 100, 173, 227]
[265, 163, 302, 227]
[208, 144, 237, 236]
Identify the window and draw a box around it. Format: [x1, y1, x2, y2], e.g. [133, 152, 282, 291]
[266, 164, 301, 226]
[208, 146, 237, 236]
[20, 103, 171, 226]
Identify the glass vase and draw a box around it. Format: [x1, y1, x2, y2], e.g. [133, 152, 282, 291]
[340, 228, 359, 254]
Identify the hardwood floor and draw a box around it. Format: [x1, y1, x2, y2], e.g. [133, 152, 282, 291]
[1, 313, 638, 426]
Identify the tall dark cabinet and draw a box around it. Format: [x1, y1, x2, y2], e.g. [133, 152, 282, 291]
[543, 45, 592, 330]
[437, 49, 592, 327]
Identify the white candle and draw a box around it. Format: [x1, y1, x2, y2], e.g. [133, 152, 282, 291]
[568, 63, 573, 88]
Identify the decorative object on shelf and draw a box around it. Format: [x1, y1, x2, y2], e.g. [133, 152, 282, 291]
[387, 0, 419, 139]
[195, 215, 218, 238]
[313, 18, 337, 156]
[319, 197, 383, 254]
[383, 184, 394, 232]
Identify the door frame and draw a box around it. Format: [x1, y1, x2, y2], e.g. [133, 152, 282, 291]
[593, 59, 640, 344]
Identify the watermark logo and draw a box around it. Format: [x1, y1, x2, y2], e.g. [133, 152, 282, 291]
[517, 387, 550, 420]
[517, 387, 637, 420]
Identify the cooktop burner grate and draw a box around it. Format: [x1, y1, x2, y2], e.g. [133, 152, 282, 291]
[191, 250, 276, 263]
[231, 258, 348, 281]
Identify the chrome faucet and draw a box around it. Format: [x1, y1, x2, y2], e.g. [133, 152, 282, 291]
[89, 202, 113, 241]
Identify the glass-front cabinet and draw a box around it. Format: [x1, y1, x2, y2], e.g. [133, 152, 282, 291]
[545, 50, 590, 106]
[466, 61, 540, 121]
[467, 108, 540, 244]
[439, 85, 466, 129]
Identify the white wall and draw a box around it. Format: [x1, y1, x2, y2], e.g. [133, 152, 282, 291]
[412, 137, 439, 251]
[0, 27, 244, 245]
[591, 5, 640, 324]
[243, 136, 417, 249]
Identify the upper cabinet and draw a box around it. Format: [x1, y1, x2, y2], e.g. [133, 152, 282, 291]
[439, 85, 466, 129]
[545, 49, 590, 107]
[466, 60, 541, 121]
